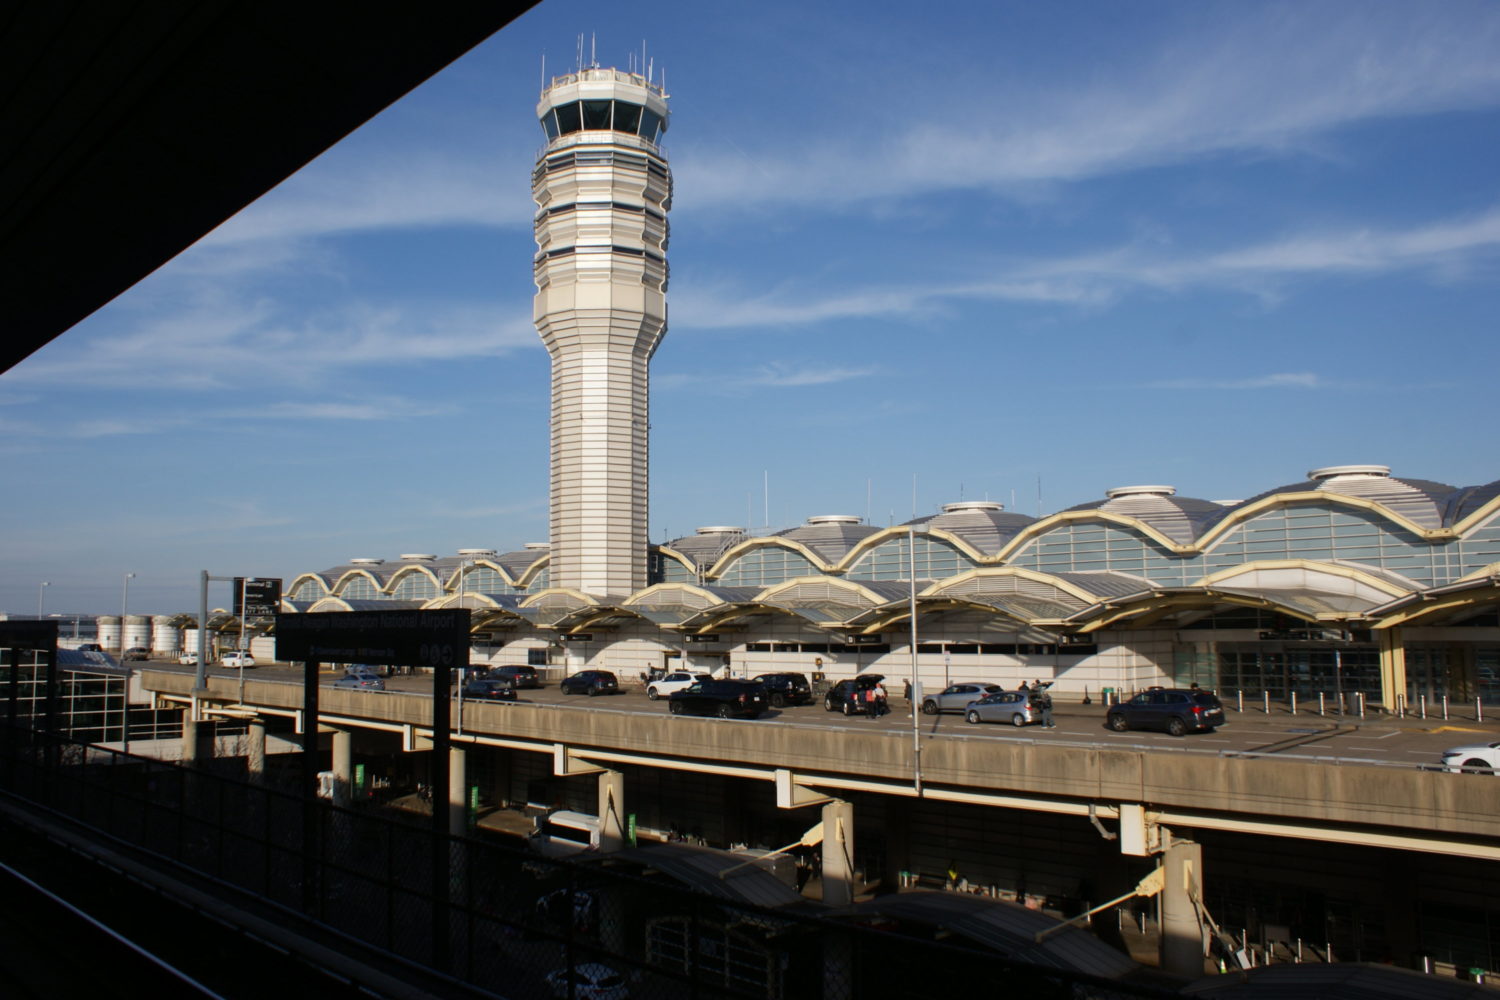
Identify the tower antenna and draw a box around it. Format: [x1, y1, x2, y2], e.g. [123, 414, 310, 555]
[540, 53, 546, 92]
[591, 32, 596, 68]
[576, 34, 583, 74]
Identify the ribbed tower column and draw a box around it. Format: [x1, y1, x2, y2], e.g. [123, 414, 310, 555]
[532, 67, 671, 595]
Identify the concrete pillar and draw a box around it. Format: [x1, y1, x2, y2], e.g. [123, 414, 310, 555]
[820, 799, 856, 907]
[331, 728, 353, 808]
[597, 769, 627, 853]
[448, 746, 467, 837]
[1159, 835, 1206, 978]
[247, 719, 267, 785]
[1379, 627, 1406, 711]
[181, 715, 202, 764]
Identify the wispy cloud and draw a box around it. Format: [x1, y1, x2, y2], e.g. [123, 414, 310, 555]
[676, 7, 1500, 212]
[657, 363, 877, 392]
[673, 205, 1500, 332]
[1145, 372, 1324, 391]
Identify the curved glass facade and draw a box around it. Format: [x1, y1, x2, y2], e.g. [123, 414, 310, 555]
[541, 100, 664, 144]
[846, 534, 975, 581]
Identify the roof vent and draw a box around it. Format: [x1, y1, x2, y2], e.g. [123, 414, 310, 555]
[349, 558, 384, 565]
[1308, 465, 1390, 481]
[806, 515, 862, 525]
[1105, 485, 1176, 499]
[399, 553, 436, 561]
[524, 542, 551, 550]
[940, 501, 1004, 514]
[695, 525, 744, 535]
[456, 548, 497, 558]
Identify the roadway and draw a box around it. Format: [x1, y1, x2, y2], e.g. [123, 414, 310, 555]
[143, 659, 1490, 774]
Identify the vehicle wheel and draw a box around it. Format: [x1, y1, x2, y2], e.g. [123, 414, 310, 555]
[717, 704, 733, 718]
[1463, 758, 1494, 773]
[1011, 714, 1026, 727]
[921, 700, 938, 715]
[1108, 713, 1128, 732]
[588, 686, 600, 696]
[842, 702, 853, 716]
[647, 688, 659, 701]
[824, 697, 836, 712]
[965, 710, 981, 724]
[770, 693, 786, 708]
[1166, 716, 1187, 737]
[669, 700, 684, 715]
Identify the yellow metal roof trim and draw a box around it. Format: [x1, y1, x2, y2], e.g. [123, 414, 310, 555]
[834, 525, 989, 572]
[519, 587, 600, 609]
[510, 553, 549, 589]
[756, 575, 889, 607]
[704, 534, 835, 580]
[1197, 559, 1413, 598]
[328, 568, 383, 595]
[624, 582, 729, 609]
[922, 566, 1108, 605]
[1194, 491, 1441, 551]
[651, 545, 700, 575]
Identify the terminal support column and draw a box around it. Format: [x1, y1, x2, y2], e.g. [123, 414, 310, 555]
[821, 799, 856, 907]
[331, 728, 353, 809]
[448, 747, 468, 837]
[598, 769, 627, 853]
[247, 718, 267, 785]
[1159, 834, 1206, 978]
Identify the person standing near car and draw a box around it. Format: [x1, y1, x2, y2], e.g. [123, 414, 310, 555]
[1036, 685, 1055, 728]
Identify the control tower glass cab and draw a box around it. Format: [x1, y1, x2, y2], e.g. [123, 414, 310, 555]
[531, 68, 671, 596]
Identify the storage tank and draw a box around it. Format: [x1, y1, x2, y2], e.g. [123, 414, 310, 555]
[151, 616, 181, 655]
[180, 628, 207, 662]
[122, 615, 152, 651]
[96, 615, 121, 651]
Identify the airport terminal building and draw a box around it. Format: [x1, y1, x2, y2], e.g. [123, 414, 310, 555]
[271, 66, 1500, 712]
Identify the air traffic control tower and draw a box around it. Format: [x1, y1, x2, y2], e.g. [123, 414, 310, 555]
[532, 67, 671, 595]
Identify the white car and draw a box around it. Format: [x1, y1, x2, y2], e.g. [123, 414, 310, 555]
[178, 651, 198, 666]
[646, 671, 711, 700]
[544, 963, 628, 1000]
[221, 651, 255, 668]
[1440, 741, 1500, 774]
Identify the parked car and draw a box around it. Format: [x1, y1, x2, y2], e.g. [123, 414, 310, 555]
[1441, 741, 1500, 774]
[544, 963, 628, 1000]
[220, 650, 254, 668]
[78, 643, 103, 652]
[121, 646, 150, 662]
[647, 670, 712, 700]
[752, 671, 812, 707]
[333, 667, 385, 690]
[559, 669, 620, 696]
[668, 678, 768, 718]
[463, 678, 517, 702]
[178, 651, 198, 666]
[1106, 688, 1224, 736]
[921, 682, 1002, 715]
[823, 674, 888, 716]
[964, 690, 1040, 727]
[485, 664, 541, 689]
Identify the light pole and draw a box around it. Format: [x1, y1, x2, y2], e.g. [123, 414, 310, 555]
[37, 581, 50, 619]
[120, 572, 136, 652]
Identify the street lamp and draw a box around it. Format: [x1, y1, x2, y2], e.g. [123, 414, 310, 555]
[120, 572, 136, 652]
[37, 581, 50, 618]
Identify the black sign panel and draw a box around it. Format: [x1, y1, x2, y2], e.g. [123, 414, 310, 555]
[275, 609, 470, 667]
[0, 619, 59, 649]
[234, 577, 283, 617]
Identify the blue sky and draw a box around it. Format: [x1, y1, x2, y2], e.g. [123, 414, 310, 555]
[5, 1, 1500, 616]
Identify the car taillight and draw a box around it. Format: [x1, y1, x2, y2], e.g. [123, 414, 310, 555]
[737, 694, 746, 703]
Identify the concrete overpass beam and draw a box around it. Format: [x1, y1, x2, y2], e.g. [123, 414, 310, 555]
[775, 768, 832, 809]
[821, 799, 856, 907]
[1160, 833, 1206, 978]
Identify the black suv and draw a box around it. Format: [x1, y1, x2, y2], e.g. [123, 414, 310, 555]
[1106, 688, 1225, 736]
[752, 672, 812, 708]
[485, 664, 541, 689]
[463, 678, 518, 702]
[668, 679, 769, 719]
[559, 669, 620, 696]
[823, 674, 887, 716]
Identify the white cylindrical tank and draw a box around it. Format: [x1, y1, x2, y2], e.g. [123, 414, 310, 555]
[151, 616, 181, 655]
[122, 615, 152, 651]
[96, 615, 121, 651]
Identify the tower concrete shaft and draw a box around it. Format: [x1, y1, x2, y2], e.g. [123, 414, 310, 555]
[532, 67, 671, 595]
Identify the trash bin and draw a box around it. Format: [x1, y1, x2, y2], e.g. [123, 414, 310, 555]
[1102, 687, 1115, 704]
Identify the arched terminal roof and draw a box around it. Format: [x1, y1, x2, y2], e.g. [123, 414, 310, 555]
[772, 516, 882, 564]
[1061, 485, 1232, 545]
[903, 501, 1038, 557]
[1235, 465, 1456, 531]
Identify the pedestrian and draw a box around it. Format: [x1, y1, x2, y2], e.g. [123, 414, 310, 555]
[902, 678, 912, 701]
[1038, 686, 1054, 728]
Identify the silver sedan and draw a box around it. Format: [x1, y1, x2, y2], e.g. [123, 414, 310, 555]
[964, 690, 1039, 727]
[921, 682, 1002, 715]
